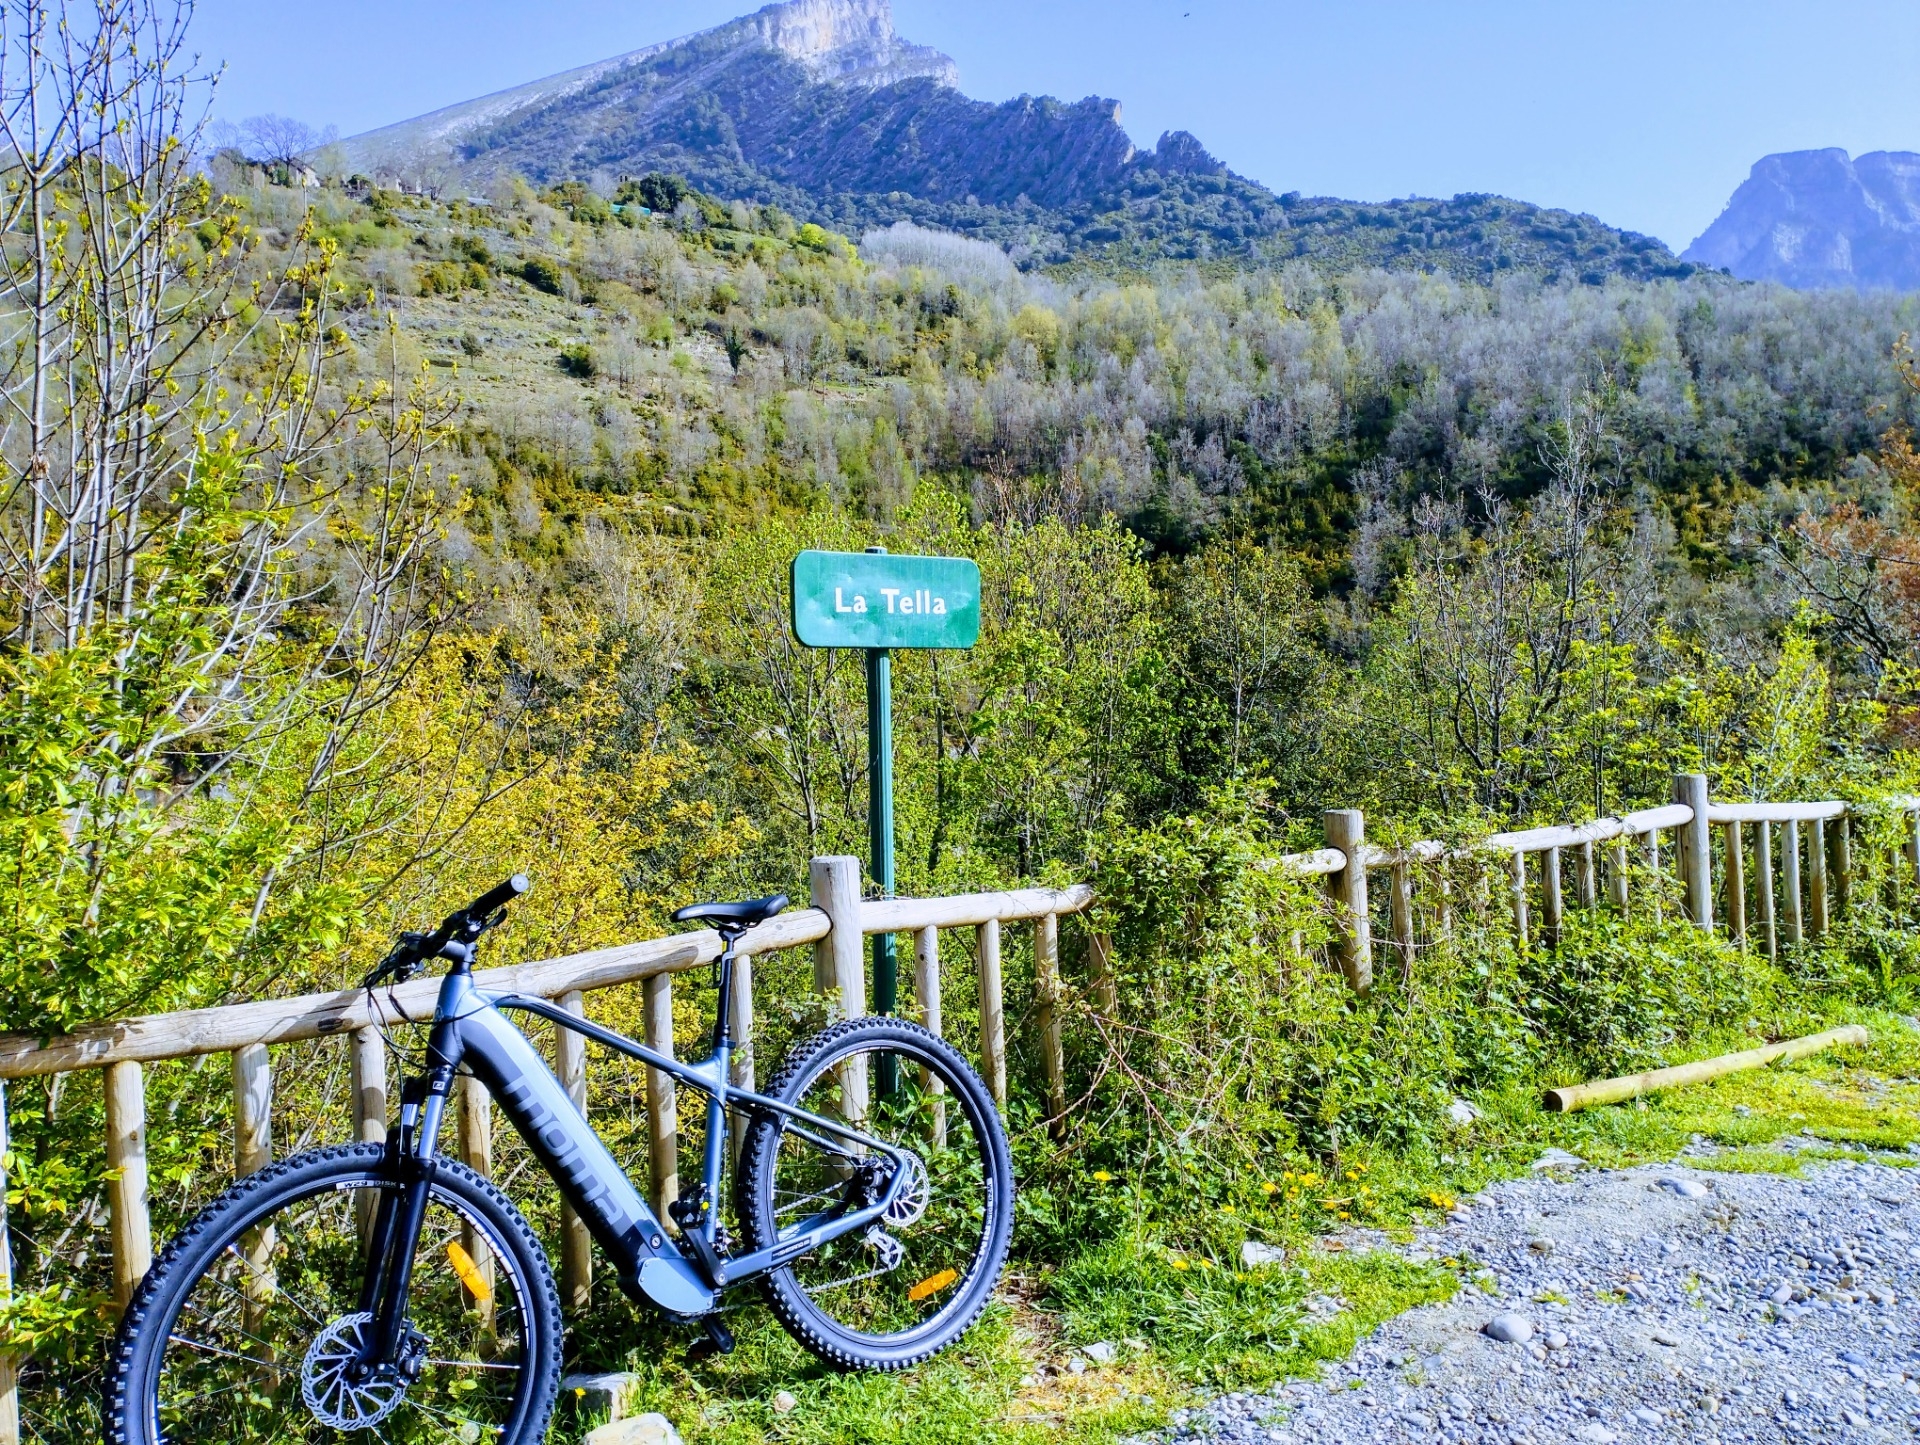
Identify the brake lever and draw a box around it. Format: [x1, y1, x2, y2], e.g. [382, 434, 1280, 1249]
[360, 931, 429, 991]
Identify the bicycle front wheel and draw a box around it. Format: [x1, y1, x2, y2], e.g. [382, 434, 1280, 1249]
[737, 1018, 1014, 1371]
[106, 1142, 562, 1445]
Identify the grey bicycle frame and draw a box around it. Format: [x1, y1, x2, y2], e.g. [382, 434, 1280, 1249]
[384, 944, 914, 1322]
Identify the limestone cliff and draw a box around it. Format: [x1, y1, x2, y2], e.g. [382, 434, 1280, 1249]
[339, 0, 957, 177]
[1685, 149, 1920, 291]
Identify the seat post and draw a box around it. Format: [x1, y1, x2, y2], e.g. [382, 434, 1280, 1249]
[711, 932, 743, 1054]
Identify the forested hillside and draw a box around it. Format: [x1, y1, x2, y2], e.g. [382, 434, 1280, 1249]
[13, 18, 1920, 1434]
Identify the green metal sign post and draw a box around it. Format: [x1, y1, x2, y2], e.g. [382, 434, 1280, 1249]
[792, 548, 981, 1093]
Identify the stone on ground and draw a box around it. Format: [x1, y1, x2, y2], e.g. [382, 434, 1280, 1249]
[584, 1415, 683, 1445]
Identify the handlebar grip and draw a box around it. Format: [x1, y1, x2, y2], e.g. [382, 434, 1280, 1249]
[468, 873, 531, 920]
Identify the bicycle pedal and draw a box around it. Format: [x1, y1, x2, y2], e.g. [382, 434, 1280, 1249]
[685, 1319, 735, 1363]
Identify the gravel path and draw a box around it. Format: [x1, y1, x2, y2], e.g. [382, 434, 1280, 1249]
[1155, 1151, 1920, 1443]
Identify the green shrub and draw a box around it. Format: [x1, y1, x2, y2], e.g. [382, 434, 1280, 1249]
[520, 255, 566, 294]
[558, 342, 596, 378]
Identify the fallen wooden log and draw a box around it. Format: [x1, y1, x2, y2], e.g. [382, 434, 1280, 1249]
[1541, 1024, 1871, 1113]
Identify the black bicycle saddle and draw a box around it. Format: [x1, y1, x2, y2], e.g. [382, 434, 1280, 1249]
[671, 894, 790, 929]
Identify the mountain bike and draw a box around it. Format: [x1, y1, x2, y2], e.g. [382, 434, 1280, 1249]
[107, 876, 1013, 1443]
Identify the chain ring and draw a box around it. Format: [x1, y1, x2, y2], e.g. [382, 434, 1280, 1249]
[301, 1312, 410, 1429]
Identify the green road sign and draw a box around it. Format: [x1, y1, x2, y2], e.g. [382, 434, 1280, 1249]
[791, 547, 981, 1099]
[790, 550, 981, 650]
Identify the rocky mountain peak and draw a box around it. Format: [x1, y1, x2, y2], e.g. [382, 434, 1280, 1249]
[741, 0, 959, 88]
[338, 0, 955, 176]
[1684, 148, 1920, 291]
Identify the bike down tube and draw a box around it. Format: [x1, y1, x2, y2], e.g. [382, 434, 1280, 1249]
[489, 990, 920, 1286]
[495, 992, 914, 1165]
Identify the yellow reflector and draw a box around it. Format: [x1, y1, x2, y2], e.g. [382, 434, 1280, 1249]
[907, 1268, 958, 1302]
[447, 1240, 493, 1303]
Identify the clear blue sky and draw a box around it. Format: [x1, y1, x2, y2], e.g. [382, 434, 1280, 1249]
[192, 0, 1920, 250]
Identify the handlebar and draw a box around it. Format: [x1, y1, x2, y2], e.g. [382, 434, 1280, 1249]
[361, 874, 530, 989]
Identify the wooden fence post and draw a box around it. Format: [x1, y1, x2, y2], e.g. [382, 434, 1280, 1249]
[1645, 829, 1663, 923]
[231, 1044, 272, 1178]
[351, 1026, 387, 1144]
[457, 1072, 495, 1326]
[914, 926, 947, 1146]
[643, 974, 680, 1221]
[230, 1043, 275, 1332]
[1035, 915, 1067, 1139]
[0, 1084, 17, 1445]
[1831, 813, 1851, 914]
[105, 1060, 151, 1310]
[1088, 931, 1117, 1014]
[1541, 847, 1565, 948]
[1755, 819, 1777, 959]
[1672, 772, 1714, 931]
[1907, 811, 1920, 892]
[1722, 822, 1746, 948]
[977, 919, 1006, 1107]
[350, 1025, 387, 1245]
[1575, 840, 1597, 908]
[1784, 819, 1804, 944]
[1608, 837, 1630, 912]
[1322, 809, 1373, 993]
[554, 991, 592, 1313]
[1808, 818, 1829, 936]
[1509, 850, 1530, 949]
[1389, 859, 1414, 980]
[811, 855, 868, 1122]
[728, 957, 755, 1162]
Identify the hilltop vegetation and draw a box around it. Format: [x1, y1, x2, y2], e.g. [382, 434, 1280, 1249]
[270, 168, 1911, 576]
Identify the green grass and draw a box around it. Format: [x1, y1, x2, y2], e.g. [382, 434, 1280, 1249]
[1045, 1236, 1456, 1391]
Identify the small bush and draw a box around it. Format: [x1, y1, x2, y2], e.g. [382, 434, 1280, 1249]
[520, 256, 566, 295]
[557, 343, 597, 378]
[452, 233, 492, 266]
[418, 260, 487, 296]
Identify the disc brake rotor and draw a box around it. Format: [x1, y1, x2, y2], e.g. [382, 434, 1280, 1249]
[883, 1152, 930, 1227]
[301, 1311, 412, 1429]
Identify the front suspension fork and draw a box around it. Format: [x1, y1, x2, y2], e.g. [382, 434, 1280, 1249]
[356, 1067, 454, 1369]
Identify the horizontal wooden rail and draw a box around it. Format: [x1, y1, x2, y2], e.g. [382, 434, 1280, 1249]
[1484, 803, 1693, 856]
[1263, 847, 1347, 877]
[861, 884, 1093, 933]
[0, 888, 1098, 1082]
[0, 912, 830, 1081]
[1706, 801, 1846, 824]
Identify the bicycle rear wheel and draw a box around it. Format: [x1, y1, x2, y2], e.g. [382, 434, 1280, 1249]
[107, 1142, 562, 1445]
[737, 1018, 1013, 1371]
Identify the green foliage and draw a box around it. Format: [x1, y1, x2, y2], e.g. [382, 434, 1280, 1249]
[520, 254, 567, 294]
[558, 341, 598, 377]
[620, 172, 691, 215]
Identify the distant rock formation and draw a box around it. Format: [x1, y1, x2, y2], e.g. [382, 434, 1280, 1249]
[1685, 149, 1920, 292]
[339, 0, 958, 179]
[333, 0, 1694, 281]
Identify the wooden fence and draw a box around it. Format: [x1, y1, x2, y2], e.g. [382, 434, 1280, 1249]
[0, 774, 1915, 1437]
